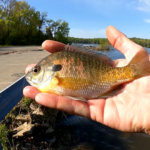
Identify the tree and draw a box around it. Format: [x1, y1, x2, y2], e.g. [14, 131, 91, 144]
[54, 21, 69, 43]
[45, 19, 70, 43]
[45, 19, 54, 39]
[0, 0, 70, 45]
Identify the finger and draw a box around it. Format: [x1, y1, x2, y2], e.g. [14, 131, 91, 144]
[23, 86, 40, 99]
[106, 26, 145, 63]
[25, 64, 36, 74]
[35, 93, 90, 118]
[42, 40, 65, 53]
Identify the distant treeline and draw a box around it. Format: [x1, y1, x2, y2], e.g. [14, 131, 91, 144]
[130, 38, 150, 48]
[0, 0, 70, 45]
[68, 37, 150, 48]
[68, 37, 104, 44]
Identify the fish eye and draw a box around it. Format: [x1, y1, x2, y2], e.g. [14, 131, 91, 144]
[33, 66, 41, 73]
[52, 64, 62, 72]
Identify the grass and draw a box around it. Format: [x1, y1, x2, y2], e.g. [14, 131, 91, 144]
[20, 97, 32, 108]
[98, 40, 111, 51]
[0, 97, 32, 149]
[0, 124, 9, 150]
[84, 40, 111, 51]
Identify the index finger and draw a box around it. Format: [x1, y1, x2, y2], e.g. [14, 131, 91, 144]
[106, 26, 146, 63]
[35, 93, 90, 118]
[42, 40, 65, 53]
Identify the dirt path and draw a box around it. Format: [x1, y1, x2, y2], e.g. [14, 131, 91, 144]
[0, 46, 49, 91]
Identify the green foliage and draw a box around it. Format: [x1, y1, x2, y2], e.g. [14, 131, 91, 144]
[0, 124, 9, 150]
[45, 19, 70, 44]
[1, 0, 150, 46]
[68, 37, 150, 48]
[130, 38, 150, 48]
[0, 0, 70, 45]
[68, 37, 101, 44]
[21, 97, 32, 108]
[5, 110, 16, 121]
[98, 39, 110, 50]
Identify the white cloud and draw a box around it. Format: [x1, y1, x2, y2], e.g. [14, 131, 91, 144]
[144, 19, 150, 23]
[137, 0, 150, 12]
[69, 28, 106, 38]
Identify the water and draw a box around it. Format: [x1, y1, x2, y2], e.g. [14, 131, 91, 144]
[96, 48, 125, 60]
[72, 43, 150, 60]
[100, 47, 150, 60]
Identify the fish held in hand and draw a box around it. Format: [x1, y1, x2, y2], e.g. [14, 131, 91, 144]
[25, 45, 150, 101]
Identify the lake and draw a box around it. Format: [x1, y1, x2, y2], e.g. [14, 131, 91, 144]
[72, 43, 150, 60]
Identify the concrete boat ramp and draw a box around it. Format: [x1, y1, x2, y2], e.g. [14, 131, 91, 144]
[0, 46, 49, 91]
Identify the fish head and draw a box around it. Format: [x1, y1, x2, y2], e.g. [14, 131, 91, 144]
[25, 55, 63, 92]
[25, 64, 47, 89]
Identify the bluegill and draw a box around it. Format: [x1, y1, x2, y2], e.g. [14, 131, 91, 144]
[25, 45, 150, 100]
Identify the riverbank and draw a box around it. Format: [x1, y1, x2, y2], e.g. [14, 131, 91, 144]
[0, 46, 49, 91]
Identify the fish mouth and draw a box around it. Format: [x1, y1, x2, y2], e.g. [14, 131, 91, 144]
[26, 75, 41, 87]
[25, 75, 31, 82]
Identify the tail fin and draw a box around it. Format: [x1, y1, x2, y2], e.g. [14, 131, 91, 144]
[129, 49, 150, 78]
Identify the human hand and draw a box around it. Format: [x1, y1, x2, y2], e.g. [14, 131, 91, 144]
[23, 26, 150, 134]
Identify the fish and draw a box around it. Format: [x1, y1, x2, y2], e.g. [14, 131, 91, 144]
[25, 45, 150, 101]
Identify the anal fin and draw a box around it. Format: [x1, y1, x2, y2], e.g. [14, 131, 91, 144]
[66, 96, 87, 102]
[98, 84, 125, 99]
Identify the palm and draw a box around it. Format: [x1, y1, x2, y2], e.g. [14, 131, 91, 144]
[23, 26, 150, 133]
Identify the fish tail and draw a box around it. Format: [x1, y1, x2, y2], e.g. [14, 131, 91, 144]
[129, 50, 150, 78]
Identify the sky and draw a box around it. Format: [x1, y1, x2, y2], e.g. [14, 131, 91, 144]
[25, 0, 150, 39]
